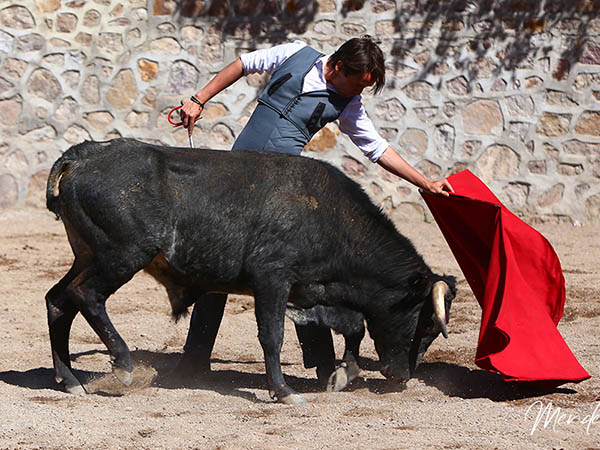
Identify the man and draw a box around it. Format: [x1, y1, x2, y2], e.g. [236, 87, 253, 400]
[177, 36, 453, 385]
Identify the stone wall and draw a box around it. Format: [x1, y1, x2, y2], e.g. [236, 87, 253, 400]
[1, 0, 600, 224]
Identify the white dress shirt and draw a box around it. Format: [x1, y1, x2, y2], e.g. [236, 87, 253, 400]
[240, 41, 389, 162]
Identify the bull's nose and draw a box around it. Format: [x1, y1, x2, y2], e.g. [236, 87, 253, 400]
[380, 364, 410, 382]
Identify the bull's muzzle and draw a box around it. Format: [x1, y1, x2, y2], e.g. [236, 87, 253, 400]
[380, 362, 410, 382]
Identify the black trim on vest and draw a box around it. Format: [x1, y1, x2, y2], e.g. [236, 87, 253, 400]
[267, 73, 292, 96]
[307, 102, 326, 135]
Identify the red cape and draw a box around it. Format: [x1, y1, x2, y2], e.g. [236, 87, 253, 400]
[421, 170, 590, 385]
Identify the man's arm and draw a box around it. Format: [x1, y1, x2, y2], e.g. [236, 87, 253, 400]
[377, 146, 454, 196]
[180, 58, 244, 135]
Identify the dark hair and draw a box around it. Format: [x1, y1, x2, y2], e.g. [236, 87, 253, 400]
[328, 35, 386, 94]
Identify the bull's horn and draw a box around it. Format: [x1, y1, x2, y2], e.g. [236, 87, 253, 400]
[432, 281, 449, 339]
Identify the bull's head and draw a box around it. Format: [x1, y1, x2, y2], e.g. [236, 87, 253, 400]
[367, 274, 456, 382]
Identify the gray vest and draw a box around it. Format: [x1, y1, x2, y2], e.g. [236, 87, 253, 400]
[232, 46, 352, 155]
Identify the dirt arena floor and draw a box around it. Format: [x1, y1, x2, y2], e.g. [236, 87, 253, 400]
[0, 207, 598, 449]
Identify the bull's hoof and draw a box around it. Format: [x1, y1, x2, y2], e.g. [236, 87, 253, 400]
[279, 393, 307, 405]
[326, 362, 360, 392]
[63, 381, 86, 395]
[327, 367, 349, 392]
[113, 366, 133, 386]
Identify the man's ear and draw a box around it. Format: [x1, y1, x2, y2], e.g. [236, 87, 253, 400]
[335, 61, 344, 73]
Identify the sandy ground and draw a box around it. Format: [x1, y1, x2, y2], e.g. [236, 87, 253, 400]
[0, 207, 598, 449]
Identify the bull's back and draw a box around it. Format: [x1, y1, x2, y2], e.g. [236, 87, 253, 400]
[49, 139, 400, 281]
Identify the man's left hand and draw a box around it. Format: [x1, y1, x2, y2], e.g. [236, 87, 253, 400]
[426, 179, 454, 197]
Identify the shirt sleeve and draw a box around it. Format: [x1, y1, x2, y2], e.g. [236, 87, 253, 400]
[338, 98, 389, 163]
[240, 40, 307, 75]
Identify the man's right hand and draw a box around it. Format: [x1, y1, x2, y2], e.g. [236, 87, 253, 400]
[179, 99, 203, 136]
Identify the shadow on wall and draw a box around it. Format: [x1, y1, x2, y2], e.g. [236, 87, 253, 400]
[161, 0, 597, 81]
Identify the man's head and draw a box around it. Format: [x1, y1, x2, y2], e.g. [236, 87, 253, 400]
[326, 35, 386, 97]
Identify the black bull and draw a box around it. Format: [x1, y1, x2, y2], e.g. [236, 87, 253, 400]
[45, 138, 456, 404]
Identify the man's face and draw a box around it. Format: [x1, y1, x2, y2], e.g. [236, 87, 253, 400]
[327, 61, 375, 98]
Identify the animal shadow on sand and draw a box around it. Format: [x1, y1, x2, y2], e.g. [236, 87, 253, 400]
[0, 352, 574, 403]
[413, 361, 577, 402]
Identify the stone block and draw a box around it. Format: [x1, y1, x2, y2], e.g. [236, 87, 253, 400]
[200, 35, 223, 63]
[575, 111, 600, 136]
[342, 156, 367, 178]
[433, 124, 455, 160]
[0, 77, 13, 95]
[475, 144, 520, 183]
[55, 97, 80, 123]
[527, 160, 546, 174]
[154, 0, 177, 15]
[138, 59, 159, 82]
[446, 76, 469, 96]
[536, 112, 570, 137]
[403, 81, 432, 101]
[97, 32, 124, 55]
[75, 33, 93, 46]
[0, 5, 35, 29]
[463, 100, 503, 135]
[415, 160, 441, 180]
[81, 75, 100, 103]
[375, 98, 405, 122]
[106, 70, 138, 110]
[501, 183, 530, 210]
[56, 13, 77, 33]
[314, 20, 336, 35]
[84, 111, 114, 129]
[537, 184, 564, 207]
[463, 140, 481, 158]
[28, 69, 62, 102]
[414, 107, 437, 122]
[15, 33, 45, 52]
[125, 111, 150, 128]
[342, 23, 367, 36]
[64, 124, 91, 144]
[371, 0, 395, 12]
[585, 194, 600, 223]
[1, 58, 27, 79]
[167, 61, 198, 95]
[558, 163, 584, 176]
[580, 41, 600, 65]
[505, 95, 535, 117]
[83, 9, 101, 27]
[0, 30, 13, 53]
[398, 128, 427, 159]
[24, 126, 56, 142]
[36, 0, 60, 13]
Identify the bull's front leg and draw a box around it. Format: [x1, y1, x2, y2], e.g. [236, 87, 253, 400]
[253, 280, 305, 405]
[327, 327, 364, 392]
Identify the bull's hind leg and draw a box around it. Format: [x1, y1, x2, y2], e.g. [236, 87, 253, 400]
[66, 266, 136, 386]
[46, 261, 86, 394]
[56, 252, 151, 391]
[253, 278, 306, 405]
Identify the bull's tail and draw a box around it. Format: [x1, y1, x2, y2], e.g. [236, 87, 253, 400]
[46, 139, 116, 218]
[46, 157, 71, 219]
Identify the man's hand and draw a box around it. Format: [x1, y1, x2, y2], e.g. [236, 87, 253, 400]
[425, 179, 454, 197]
[179, 99, 203, 136]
